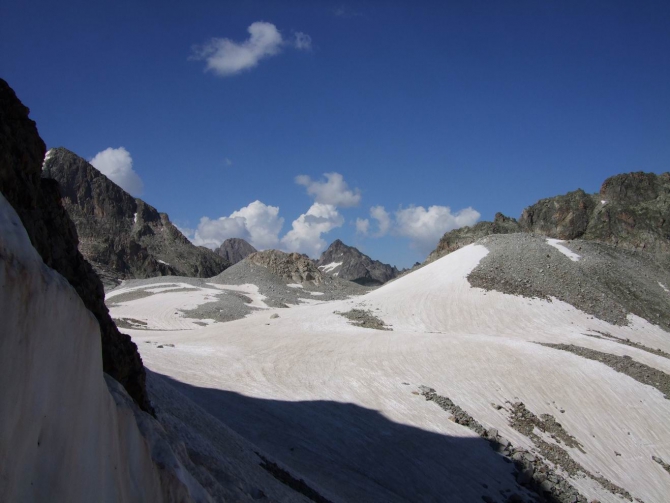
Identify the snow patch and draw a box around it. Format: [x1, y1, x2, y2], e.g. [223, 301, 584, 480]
[309, 291, 324, 296]
[287, 283, 303, 289]
[319, 261, 342, 273]
[546, 238, 581, 262]
[133, 212, 138, 224]
[158, 259, 170, 266]
[43, 149, 55, 165]
[659, 282, 669, 293]
[601, 200, 608, 206]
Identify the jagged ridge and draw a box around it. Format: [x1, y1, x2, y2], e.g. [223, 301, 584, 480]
[428, 171, 670, 262]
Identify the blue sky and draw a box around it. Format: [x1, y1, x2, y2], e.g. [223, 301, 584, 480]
[2, 1, 669, 267]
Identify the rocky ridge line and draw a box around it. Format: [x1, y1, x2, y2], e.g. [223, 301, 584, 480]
[428, 172, 670, 263]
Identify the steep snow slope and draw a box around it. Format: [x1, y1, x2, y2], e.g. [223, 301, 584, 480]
[119, 239, 670, 503]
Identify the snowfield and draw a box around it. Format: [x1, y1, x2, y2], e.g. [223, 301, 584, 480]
[115, 244, 670, 503]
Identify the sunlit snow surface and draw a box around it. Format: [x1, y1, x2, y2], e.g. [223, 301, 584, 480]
[118, 245, 670, 503]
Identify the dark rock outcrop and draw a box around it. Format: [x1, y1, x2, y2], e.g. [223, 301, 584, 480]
[216, 237, 257, 265]
[427, 213, 521, 262]
[316, 239, 399, 286]
[429, 172, 670, 262]
[43, 147, 229, 289]
[0, 78, 151, 412]
[520, 189, 596, 240]
[247, 249, 324, 284]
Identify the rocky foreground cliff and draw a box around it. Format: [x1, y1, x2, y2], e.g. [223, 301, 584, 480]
[428, 171, 670, 262]
[43, 148, 229, 289]
[0, 79, 150, 412]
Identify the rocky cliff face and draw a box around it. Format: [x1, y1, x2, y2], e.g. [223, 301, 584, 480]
[216, 238, 257, 265]
[0, 78, 151, 412]
[246, 249, 324, 284]
[43, 147, 229, 289]
[316, 239, 399, 286]
[429, 172, 670, 262]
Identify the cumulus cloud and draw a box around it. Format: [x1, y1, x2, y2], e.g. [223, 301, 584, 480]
[355, 218, 369, 235]
[191, 21, 311, 76]
[281, 203, 344, 257]
[394, 205, 480, 254]
[370, 205, 391, 237]
[192, 200, 284, 250]
[295, 172, 361, 208]
[90, 147, 144, 196]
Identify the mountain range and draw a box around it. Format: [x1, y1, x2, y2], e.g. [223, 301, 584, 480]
[3, 77, 670, 503]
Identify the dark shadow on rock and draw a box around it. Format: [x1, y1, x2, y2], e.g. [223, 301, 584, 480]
[152, 372, 538, 503]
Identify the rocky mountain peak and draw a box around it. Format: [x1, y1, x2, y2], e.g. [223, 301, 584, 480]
[216, 238, 257, 265]
[42, 148, 229, 288]
[317, 239, 399, 286]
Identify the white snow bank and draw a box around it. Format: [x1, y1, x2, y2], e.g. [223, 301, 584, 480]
[318, 261, 342, 273]
[0, 194, 207, 502]
[546, 238, 581, 261]
[287, 283, 303, 288]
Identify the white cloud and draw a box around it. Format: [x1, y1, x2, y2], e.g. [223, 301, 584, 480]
[191, 21, 312, 76]
[370, 205, 391, 237]
[394, 205, 480, 254]
[224, 158, 233, 166]
[193, 200, 284, 250]
[293, 32, 312, 51]
[295, 172, 361, 207]
[90, 147, 144, 196]
[281, 203, 344, 257]
[355, 218, 369, 235]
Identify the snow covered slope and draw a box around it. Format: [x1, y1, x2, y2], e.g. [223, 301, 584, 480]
[118, 236, 670, 503]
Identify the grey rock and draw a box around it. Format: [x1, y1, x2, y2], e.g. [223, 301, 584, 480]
[216, 237, 257, 265]
[42, 147, 229, 289]
[317, 239, 399, 286]
[247, 249, 324, 285]
[428, 171, 670, 265]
